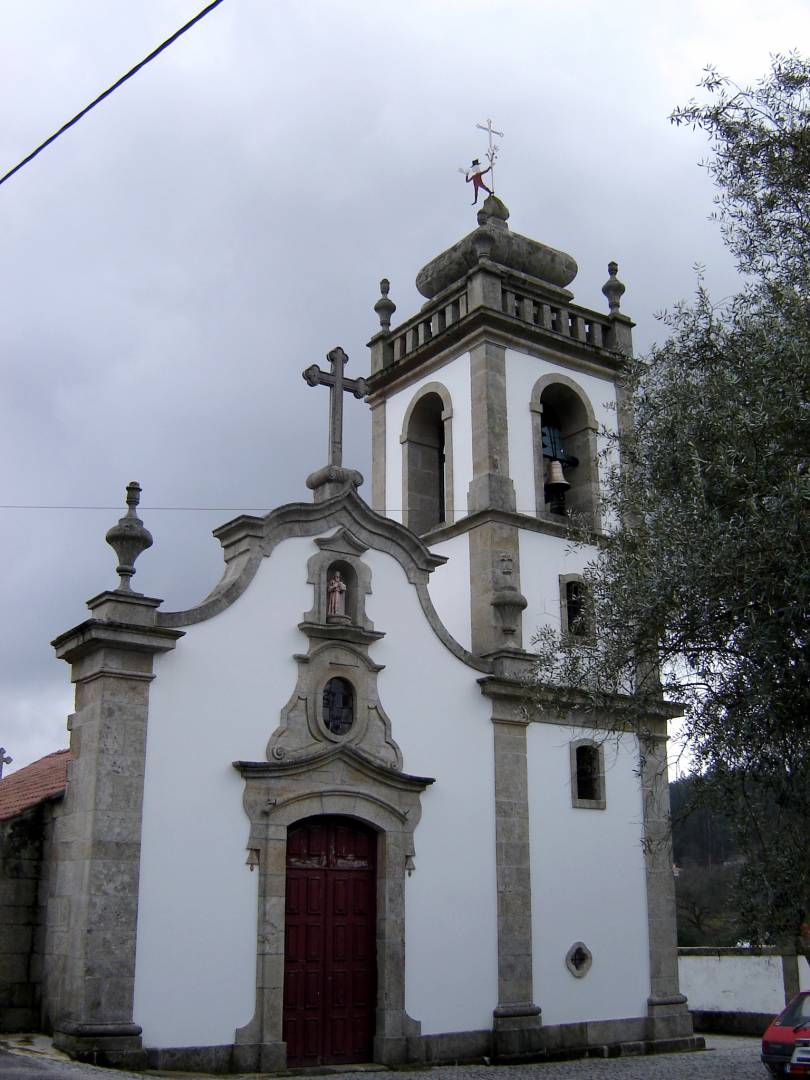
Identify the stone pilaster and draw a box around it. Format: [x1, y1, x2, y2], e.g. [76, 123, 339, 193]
[640, 726, 693, 1041]
[370, 401, 386, 514]
[468, 521, 526, 655]
[47, 590, 182, 1067]
[486, 690, 542, 1060]
[467, 342, 514, 515]
[466, 341, 526, 655]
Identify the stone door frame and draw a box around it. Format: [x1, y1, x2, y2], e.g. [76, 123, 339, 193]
[233, 752, 432, 1072]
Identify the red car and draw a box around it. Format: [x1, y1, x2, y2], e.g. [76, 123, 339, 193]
[762, 992, 810, 1076]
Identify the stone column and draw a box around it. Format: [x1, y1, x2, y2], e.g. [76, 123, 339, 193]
[640, 725, 694, 1042]
[47, 590, 182, 1067]
[483, 681, 543, 1059]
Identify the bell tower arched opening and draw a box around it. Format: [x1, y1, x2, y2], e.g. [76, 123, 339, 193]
[401, 386, 454, 535]
[531, 376, 600, 529]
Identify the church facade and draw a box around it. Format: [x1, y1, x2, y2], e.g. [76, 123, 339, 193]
[2, 196, 699, 1069]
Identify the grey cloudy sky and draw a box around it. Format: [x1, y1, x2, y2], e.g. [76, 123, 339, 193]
[0, 0, 806, 774]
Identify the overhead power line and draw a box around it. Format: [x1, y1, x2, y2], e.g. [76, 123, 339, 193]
[0, 0, 226, 190]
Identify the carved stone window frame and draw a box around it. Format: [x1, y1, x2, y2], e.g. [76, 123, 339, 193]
[400, 382, 455, 533]
[232, 753, 433, 1072]
[530, 374, 600, 530]
[320, 674, 356, 740]
[558, 573, 593, 641]
[569, 738, 606, 810]
[565, 940, 593, 978]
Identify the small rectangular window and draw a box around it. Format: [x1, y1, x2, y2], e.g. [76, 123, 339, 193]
[559, 575, 592, 639]
[570, 740, 606, 809]
[566, 581, 586, 636]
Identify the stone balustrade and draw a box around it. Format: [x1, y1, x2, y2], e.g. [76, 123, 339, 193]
[387, 285, 469, 365]
[371, 270, 623, 378]
[500, 286, 611, 349]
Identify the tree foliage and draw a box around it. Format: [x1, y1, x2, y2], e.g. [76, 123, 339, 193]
[532, 54, 810, 948]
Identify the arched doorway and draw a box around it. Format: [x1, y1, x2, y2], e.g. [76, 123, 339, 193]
[283, 816, 377, 1067]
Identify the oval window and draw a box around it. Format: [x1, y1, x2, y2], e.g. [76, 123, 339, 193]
[322, 677, 354, 736]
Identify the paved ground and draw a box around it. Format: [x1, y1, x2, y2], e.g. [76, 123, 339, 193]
[0, 1036, 769, 1080]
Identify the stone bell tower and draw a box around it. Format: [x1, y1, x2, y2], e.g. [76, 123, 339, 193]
[365, 195, 632, 660]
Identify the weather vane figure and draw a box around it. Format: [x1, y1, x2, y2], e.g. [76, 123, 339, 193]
[459, 117, 503, 205]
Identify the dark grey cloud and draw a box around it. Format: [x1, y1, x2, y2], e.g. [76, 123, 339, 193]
[0, 0, 806, 772]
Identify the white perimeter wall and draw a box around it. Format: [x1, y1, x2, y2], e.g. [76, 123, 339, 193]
[427, 533, 471, 651]
[678, 954, 786, 1014]
[527, 725, 650, 1025]
[504, 348, 618, 519]
[364, 548, 497, 1035]
[134, 532, 498, 1047]
[383, 353, 473, 526]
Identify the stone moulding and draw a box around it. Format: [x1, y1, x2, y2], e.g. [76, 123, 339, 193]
[156, 487, 491, 673]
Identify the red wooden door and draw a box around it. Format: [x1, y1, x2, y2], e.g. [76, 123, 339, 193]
[284, 817, 377, 1067]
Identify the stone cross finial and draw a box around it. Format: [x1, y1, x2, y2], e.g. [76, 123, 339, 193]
[476, 117, 503, 190]
[105, 482, 154, 592]
[0, 748, 11, 779]
[303, 347, 369, 468]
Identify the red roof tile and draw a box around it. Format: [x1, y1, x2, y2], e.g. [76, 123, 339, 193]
[0, 749, 71, 821]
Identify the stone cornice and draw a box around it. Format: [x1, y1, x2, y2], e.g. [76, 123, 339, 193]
[367, 305, 626, 401]
[234, 744, 435, 792]
[478, 675, 680, 731]
[423, 506, 604, 547]
[51, 619, 184, 664]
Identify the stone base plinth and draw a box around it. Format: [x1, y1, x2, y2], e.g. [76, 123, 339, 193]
[53, 1023, 146, 1070]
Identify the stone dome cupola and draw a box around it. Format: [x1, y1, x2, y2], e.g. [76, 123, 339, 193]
[415, 195, 578, 301]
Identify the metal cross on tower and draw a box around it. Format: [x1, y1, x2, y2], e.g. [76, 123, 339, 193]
[476, 117, 503, 191]
[302, 347, 369, 468]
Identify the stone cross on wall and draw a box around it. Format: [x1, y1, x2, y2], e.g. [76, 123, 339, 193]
[303, 347, 369, 468]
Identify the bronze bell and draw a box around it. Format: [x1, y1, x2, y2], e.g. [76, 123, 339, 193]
[545, 459, 570, 516]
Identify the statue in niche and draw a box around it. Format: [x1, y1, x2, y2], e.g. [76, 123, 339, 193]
[327, 570, 347, 617]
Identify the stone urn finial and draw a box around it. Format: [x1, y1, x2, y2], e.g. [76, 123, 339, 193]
[105, 482, 153, 593]
[374, 278, 396, 330]
[602, 260, 626, 313]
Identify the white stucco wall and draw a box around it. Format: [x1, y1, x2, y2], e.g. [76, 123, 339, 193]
[364, 548, 498, 1035]
[504, 349, 618, 519]
[426, 533, 471, 651]
[678, 953, 786, 1014]
[134, 530, 498, 1047]
[527, 724, 650, 1025]
[383, 353, 473, 526]
[134, 537, 313, 1047]
[518, 529, 596, 646]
